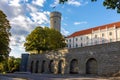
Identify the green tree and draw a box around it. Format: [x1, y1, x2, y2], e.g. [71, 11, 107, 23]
[0, 61, 7, 72]
[45, 27, 66, 50]
[103, 0, 120, 13]
[0, 56, 20, 73]
[8, 56, 21, 72]
[13, 58, 21, 72]
[59, 0, 120, 13]
[0, 63, 4, 72]
[8, 56, 15, 72]
[0, 10, 11, 62]
[24, 27, 66, 54]
[24, 27, 47, 54]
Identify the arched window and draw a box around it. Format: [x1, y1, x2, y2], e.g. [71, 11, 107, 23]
[70, 59, 79, 74]
[58, 60, 64, 74]
[49, 60, 54, 73]
[86, 58, 98, 74]
[41, 60, 46, 73]
[35, 61, 39, 73]
[30, 61, 34, 73]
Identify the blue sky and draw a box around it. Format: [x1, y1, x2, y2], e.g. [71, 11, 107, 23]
[0, 0, 120, 58]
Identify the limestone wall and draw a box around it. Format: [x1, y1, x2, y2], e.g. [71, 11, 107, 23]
[27, 41, 120, 76]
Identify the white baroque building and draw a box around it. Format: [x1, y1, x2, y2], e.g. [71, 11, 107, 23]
[66, 22, 120, 48]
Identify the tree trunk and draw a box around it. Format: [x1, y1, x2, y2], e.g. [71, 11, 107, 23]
[37, 50, 40, 54]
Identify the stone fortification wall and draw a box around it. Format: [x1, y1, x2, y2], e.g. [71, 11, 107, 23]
[65, 42, 120, 76]
[27, 42, 120, 76]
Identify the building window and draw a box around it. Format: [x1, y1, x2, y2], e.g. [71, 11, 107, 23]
[109, 32, 112, 36]
[81, 43, 83, 47]
[76, 44, 78, 48]
[69, 39, 71, 42]
[110, 39, 112, 42]
[86, 42, 88, 45]
[69, 45, 71, 48]
[80, 37, 82, 40]
[102, 40, 105, 43]
[86, 36, 89, 39]
[66, 45, 68, 47]
[95, 41, 97, 44]
[76, 38, 78, 41]
[102, 33, 104, 37]
[95, 35, 97, 38]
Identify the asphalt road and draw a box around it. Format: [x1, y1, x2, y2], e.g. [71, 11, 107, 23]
[0, 73, 120, 80]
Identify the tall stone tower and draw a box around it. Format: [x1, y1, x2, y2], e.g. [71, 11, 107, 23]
[50, 11, 61, 32]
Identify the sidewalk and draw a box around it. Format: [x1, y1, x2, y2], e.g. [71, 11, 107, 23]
[0, 73, 120, 80]
[0, 76, 12, 80]
[0, 76, 27, 80]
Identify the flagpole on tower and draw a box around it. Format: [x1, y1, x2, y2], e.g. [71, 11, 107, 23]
[52, 6, 56, 11]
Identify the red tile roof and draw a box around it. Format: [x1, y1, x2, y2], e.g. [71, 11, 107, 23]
[67, 22, 120, 38]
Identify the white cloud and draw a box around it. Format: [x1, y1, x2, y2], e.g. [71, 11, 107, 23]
[27, 4, 38, 12]
[61, 27, 69, 36]
[50, 0, 59, 7]
[32, 0, 46, 7]
[63, 23, 68, 26]
[50, 0, 81, 7]
[10, 36, 25, 47]
[74, 21, 87, 25]
[10, 35, 26, 58]
[0, 0, 73, 57]
[67, 0, 81, 6]
[30, 11, 49, 25]
[10, 15, 28, 28]
[0, 0, 50, 57]
[8, 0, 21, 7]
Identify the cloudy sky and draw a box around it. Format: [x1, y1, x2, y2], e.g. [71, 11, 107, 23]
[0, 0, 120, 58]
